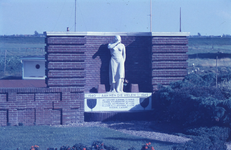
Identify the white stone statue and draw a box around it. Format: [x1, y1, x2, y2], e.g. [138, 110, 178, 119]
[108, 35, 126, 93]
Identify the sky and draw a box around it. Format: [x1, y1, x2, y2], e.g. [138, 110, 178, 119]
[0, 0, 230, 36]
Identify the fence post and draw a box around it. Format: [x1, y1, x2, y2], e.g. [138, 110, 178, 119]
[216, 56, 218, 88]
[4, 50, 7, 75]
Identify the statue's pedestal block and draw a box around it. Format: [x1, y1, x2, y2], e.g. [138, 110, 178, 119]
[84, 92, 152, 112]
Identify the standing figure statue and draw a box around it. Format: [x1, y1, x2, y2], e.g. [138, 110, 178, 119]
[108, 35, 126, 93]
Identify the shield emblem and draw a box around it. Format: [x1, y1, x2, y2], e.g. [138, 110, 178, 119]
[87, 99, 97, 110]
[140, 98, 149, 109]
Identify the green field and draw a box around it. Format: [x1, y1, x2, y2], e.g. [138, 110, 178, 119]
[0, 37, 45, 78]
[187, 37, 231, 70]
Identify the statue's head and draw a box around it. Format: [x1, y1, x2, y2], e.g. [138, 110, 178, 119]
[114, 35, 121, 43]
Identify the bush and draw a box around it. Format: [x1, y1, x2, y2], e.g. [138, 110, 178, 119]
[172, 127, 230, 150]
[153, 71, 231, 149]
[30, 145, 39, 150]
[91, 141, 105, 150]
[31, 141, 157, 150]
[72, 143, 90, 150]
[59, 146, 76, 150]
[128, 146, 136, 150]
[154, 71, 231, 127]
[45, 141, 117, 150]
[141, 142, 155, 150]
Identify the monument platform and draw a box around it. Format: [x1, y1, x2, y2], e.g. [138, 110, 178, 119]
[84, 92, 153, 121]
[84, 92, 152, 112]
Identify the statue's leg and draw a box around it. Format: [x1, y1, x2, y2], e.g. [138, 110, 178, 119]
[110, 83, 116, 92]
[120, 78, 124, 92]
[116, 79, 123, 93]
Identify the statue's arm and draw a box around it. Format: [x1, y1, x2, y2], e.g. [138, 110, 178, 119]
[122, 45, 126, 62]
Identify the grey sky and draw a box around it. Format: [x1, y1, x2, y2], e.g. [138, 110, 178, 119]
[0, 0, 230, 35]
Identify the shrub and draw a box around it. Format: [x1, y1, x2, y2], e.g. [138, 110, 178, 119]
[154, 71, 231, 127]
[59, 146, 75, 150]
[73, 144, 90, 150]
[128, 146, 136, 150]
[103, 145, 119, 150]
[91, 141, 105, 150]
[172, 127, 230, 150]
[154, 71, 231, 149]
[30, 145, 39, 150]
[45, 141, 118, 150]
[141, 142, 155, 150]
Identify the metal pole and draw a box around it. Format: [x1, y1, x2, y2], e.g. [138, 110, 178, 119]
[180, 7, 181, 32]
[150, 0, 152, 32]
[75, 0, 76, 32]
[216, 56, 218, 88]
[4, 50, 6, 75]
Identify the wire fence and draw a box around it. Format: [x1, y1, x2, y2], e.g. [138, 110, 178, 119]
[0, 48, 45, 78]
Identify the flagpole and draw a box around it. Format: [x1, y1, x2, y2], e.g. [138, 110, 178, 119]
[150, 0, 152, 32]
[180, 7, 181, 32]
[75, 0, 76, 32]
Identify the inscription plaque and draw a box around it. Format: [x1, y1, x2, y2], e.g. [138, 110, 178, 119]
[102, 99, 135, 109]
[84, 92, 152, 112]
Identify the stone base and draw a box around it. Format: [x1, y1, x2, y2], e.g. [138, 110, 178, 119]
[130, 84, 139, 92]
[84, 92, 152, 112]
[84, 111, 153, 122]
[97, 84, 106, 93]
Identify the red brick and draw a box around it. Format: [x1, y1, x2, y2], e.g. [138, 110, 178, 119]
[46, 37, 86, 45]
[0, 94, 7, 102]
[35, 93, 60, 101]
[17, 109, 35, 126]
[0, 110, 7, 126]
[48, 78, 85, 87]
[42, 109, 61, 125]
[152, 77, 184, 85]
[47, 62, 85, 69]
[152, 69, 187, 77]
[152, 61, 188, 69]
[152, 45, 188, 53]
[48, 54, 86, 61]
[152, 37, 188, 45]
[48, 70, 85, 78]
[46, 45, 86, 53]
[152, 53, 188, 61]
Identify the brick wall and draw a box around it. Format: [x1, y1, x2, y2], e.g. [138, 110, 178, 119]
[0, 35, 87, 126]
[0, 88, 84, 126]
[45, 33, 188, 93]
[45, 36, 86, 88]
[0, 32, 189, 126]
[152, 37, 188, 91]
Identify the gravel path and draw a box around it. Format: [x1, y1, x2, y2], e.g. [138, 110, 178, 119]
[54, 121, 231, 149]
[53, 121, 191, 144]
[55, 121, 231, 150]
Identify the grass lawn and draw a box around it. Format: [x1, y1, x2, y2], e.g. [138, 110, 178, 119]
[0, 125, 178, 150]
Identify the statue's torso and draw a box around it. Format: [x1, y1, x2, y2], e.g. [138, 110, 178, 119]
[110, 44, 124, 60]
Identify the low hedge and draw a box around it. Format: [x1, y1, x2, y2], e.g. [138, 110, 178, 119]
[30, 141, 155, 150]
